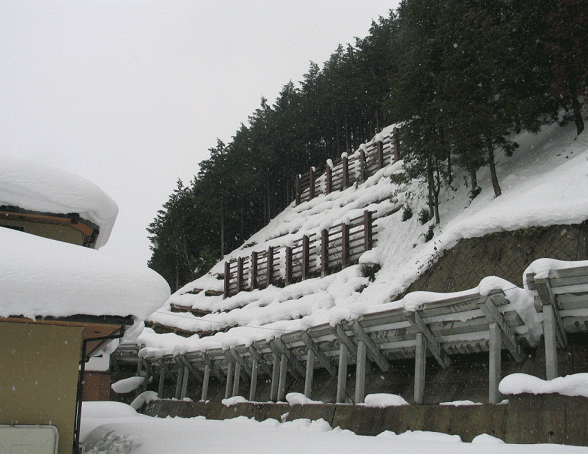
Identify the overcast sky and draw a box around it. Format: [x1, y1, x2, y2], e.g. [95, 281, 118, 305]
[0, 0, 399, 267]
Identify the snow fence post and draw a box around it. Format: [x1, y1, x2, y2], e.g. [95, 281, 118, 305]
[302, 235, 310, 280]
[295, 174, 301, 205]
[250, 251, 258, 290]
[363, 210, 373, 252]
[285, 246, 293, 286]
[320, 229, 329, 278]
[237, 257, 244, 293]
[341, 222, 350, 269]
[377, 140, 384, 170]
[309, 167, 315, 200]
[267, 246, 274, 287]
[223, 261, 230, 299]
[326, 164, 332, 194]
[342, 154, 349, 189]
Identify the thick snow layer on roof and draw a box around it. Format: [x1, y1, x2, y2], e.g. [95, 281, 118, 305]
[0, 227, 169, 320]
[0, 155, 118, 248]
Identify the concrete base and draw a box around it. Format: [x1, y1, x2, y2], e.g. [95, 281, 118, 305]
[143, 393, 588, 446]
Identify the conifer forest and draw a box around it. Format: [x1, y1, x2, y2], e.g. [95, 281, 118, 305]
[148, 0, 588, 291]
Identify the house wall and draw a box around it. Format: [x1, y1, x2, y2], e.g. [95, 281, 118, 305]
[0, 220, 85, 245]
[0, 321, 83, 454]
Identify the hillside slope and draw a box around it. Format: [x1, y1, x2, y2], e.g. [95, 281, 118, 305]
[143, 120, 588, 353]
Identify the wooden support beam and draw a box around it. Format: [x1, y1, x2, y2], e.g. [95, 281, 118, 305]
[326, 164, 332, 194]
[158, 359, 178, 382]
[414, 332, 426, 404]
[336, 342, 348, 403]
[248, 345, 272, 377]
[363, 211, 373, 252]
[488, 322, 502, 404]
[535, 278, 568, 348]
[158, 363, 165, 397]
[342, 154, 349, 189]
[406, 311, 450, 368]
[341, 223, 350, 268]
[302, 235, 310, 280]
[271, 338, 305, 379]
[309, 167, 315, 200]
[351, 320, 389, 372]
[270, 353, 280, 402]
[295, 174, 301, 205]
[304, 349, 315, 398]
[180, 366, 189, 399]
[174, 366, 184, 399]
[249, 358, 258, 401]
[141, 359, 151, 392]
[331, 324, 358, 358]
[229, 349, 252, 378]
[179, 356, 203, 382]
[479, 293, 524, 363]
[200, 352, 223, 382]
[237, 257, 244, 292]
[233, 362, 241, 397]
[201, 364, 210, 401]
[300, 332, 336, 376]
[278, 353, 288, 402]
[355, 340, 367, 404]
[225, 362, 234, 399]
[359, 149, 366, 183]
[544, 304, 559, 380]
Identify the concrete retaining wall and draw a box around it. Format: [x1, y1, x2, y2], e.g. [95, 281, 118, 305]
[143, 393, 588, 446]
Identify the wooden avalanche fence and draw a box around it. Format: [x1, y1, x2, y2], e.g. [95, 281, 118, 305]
[295, 127, 399, 205]
[224, 210, 376, 298]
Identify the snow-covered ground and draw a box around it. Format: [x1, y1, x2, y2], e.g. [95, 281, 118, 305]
[81, 401, 588, 454]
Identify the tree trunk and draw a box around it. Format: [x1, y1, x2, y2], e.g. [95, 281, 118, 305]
[470, 169, 478, 191]
[427, 158, 435, 218]
[488, 144, 502, 197]
[572, 95, 585, 135]
[220, 197, 225, 259]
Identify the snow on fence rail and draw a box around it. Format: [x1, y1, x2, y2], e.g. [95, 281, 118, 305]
[223, 210, 376, 298]
[295, 127, 399, 205]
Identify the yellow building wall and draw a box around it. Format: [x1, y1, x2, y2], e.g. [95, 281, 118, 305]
[0, 220, 85, 245]
[0, 321, 83, 454]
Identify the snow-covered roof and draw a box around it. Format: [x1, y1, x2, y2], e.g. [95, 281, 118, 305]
[0, 227, 169, 321]
[0, 155, 118, 249]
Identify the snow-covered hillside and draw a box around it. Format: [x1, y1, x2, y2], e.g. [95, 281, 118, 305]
[141, 120, 588, 354]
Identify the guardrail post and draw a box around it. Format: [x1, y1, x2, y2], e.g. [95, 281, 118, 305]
[321, 229, 329, 277]
[285, 246, 293, 286]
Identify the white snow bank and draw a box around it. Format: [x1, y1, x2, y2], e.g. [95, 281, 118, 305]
[377, 430, 462, 443]
[439, 400, 482, 406]
[222, 396, 248, 406]
[112, 376, 145, 394]
[286, 393, 323, 405]
[362, 393, 410, 407]
[0, 155, 118, 249]
[82, 401, 138, 419]
[0, 227, 170, 321]
[471, 433, 505, 444]
[130, 391, 159, 411]
[499, 373, 588, 398]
